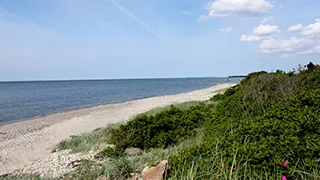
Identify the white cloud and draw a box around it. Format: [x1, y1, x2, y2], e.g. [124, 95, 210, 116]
[259, 37, 315, 54]
[240, 24, 279, 42]
[200, 0, 273, 20]
[238, 17, 319, 58]
[253, 24, 280, 35]
[288, 20, 320, 36]
[198, 15, 211, 21]
[261, 16, 276, 24]
[288, 24, 303, 32]
[297, 45, 320, 55]
[240, 35, 261, 41]
[301, 20, 320, 36]
[219, 27, 232, 33]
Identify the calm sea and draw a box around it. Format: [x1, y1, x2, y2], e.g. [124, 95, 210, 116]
[0, 77, 236, 124]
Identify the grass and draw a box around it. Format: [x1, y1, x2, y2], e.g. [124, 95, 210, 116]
[55, 101, 207, 153]
[142, 87, 229, 116]
[55, 124, 119, 153]
[170, 151, 320, 180]
[0, 174, 46, 180]
[63, 128, 205, 180]
[169, 66, 320, 179]
[170, 132, 320, 180]
[143, 101, 204, 116]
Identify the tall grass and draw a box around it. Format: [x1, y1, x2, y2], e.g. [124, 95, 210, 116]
[0, 174, 46, 180]
[143, 101, 204, 116]
[170, 139, 320, 180]
[170, 66, 320, 179]
[64, 130, 205, 180]
[55, 101, 205, 153]
[55, 124, 119, 153]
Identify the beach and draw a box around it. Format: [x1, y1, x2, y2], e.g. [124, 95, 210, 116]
[0, 83, 236, 175]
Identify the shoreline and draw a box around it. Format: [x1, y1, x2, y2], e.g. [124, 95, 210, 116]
[0, 82, 227, 127]
[0, 83, 236, 175]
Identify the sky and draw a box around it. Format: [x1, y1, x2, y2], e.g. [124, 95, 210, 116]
[0, 0, 319, 81]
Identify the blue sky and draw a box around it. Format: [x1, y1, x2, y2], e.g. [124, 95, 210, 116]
[0, 0, 319, 81]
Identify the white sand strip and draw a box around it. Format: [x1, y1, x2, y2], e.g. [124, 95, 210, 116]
[0, 83, 236, 175]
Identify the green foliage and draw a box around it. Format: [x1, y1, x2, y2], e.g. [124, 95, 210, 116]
[59, 63, 320, 179]
[63, 159, 133, 180]
[210, 85, 239, 102]
[110, 104, 209, 150]
[104, 146, 124, 158]
[55, 124, 118, 153]
[143, 101, 204, 116]
[170, 66, 320, 178]
[0, 174, 45, 180]
[210, 93, 225, 101]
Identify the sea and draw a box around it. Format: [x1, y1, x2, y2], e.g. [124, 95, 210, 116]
[0, 77, 239, 124]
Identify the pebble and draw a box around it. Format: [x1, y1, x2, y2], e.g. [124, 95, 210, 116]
[18, 149, 99, 178]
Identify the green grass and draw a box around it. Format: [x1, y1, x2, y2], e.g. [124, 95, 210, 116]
[170, 155, 320, 180]
[0, 174, 46, 180]
[169, 65, 320, 179]
[54, 101, 206, 153]
[55, 124, 119, 153]
[143, 101, 204, 116]
[64, 129, 205, 180]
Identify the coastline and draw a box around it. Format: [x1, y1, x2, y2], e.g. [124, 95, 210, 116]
[0, 80, 228, 126]
[0, 83, 236, 175]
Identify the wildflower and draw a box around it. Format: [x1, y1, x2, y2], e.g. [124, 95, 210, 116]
[282, 161, 288, 168]
[281, 175, 287, 180]
[263, 114, 266, 117]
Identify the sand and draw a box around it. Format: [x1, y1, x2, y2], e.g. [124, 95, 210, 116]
[0, 83, 236, 175]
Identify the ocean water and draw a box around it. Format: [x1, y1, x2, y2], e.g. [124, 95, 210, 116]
[0, 78, 236, 124]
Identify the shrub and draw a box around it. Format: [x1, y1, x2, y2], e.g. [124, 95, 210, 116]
[104, 146, 124, 158]
[110, 104, 209, 150]
[170, 65, 320, 178]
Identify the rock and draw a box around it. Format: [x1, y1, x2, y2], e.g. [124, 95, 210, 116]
[130, 172, 141, 180]
[96, 176, 107, 180]
[68, 159, 83, 168]
[142, 160, 171, 180]
[70, 135, 78, 138]
[124, 147, 143, 156]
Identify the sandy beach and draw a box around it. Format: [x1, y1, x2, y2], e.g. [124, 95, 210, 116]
[0, 83, 236, 175]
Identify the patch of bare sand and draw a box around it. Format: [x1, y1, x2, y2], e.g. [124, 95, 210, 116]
[0, 83, 236, 176]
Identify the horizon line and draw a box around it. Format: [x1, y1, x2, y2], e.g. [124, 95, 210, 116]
[0, 76, 233, 83]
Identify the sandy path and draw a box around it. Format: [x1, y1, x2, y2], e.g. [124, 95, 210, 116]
[0, 83, 236, 175]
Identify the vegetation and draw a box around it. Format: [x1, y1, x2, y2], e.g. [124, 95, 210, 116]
[169, 62, 320, 179]
[142, 101, 204, 116]
[106, 62, 320, 179]
[54, 101, 204, 154]
[4, 62, 319, 180]
[55, 124, 120, 153]
[64, 133, 204, 180]
[109, 104, 210, 150]
[0, 174, 44, 180]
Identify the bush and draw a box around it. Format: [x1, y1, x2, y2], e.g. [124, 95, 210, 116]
[104, 146, 124, 158]
[110, 104, 209, 150]
[170, 65, 320, 178]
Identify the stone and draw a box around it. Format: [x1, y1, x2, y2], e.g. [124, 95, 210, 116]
[124, 147, 143, 156]
[130, 172, 141, 180]
[142, 160, 171, 180]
